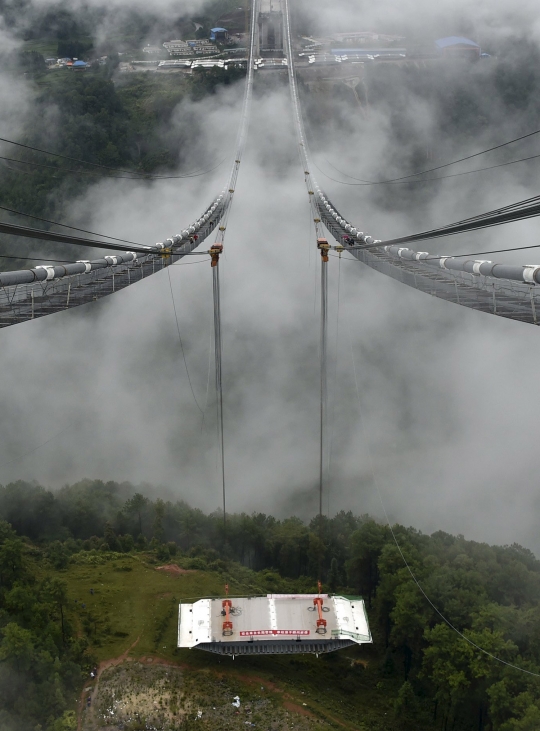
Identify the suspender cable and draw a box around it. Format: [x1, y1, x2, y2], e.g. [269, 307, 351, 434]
[212, 255, 226, 527]
[319, 249, 329, 551]
[207, 0, 259, 527]
[213, 0, 258, 245]
[283, 0, 331, 558]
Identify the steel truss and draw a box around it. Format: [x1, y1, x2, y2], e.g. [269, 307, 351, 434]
[316, 196, 540, 326]
[0, 193, 229, 327]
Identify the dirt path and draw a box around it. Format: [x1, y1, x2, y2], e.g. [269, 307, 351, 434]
[77, 636, 140, 731]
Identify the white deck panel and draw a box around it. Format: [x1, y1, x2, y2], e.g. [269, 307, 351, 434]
[178, 595, 372, 649]
[179, 599, 212, 648]
[178, 603, 194, 647]
[273, 595, 338, 636]
[333, 596, 372, 642]
[210, 597, 273, 640]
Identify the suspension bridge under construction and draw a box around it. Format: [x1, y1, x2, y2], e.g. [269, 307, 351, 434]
[1, 0, 540, 656]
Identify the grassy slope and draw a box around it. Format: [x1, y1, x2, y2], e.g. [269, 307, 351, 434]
[22, 39, 63, 57]
[57, 554, 409, 730]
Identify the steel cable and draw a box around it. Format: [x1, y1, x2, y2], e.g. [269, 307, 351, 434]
[167, 266, 205, 417]
[319, 127, 540, 186]
[212, 263, 226, 527]
[320, 257, 328, 528]
[0, 204, 142, 245]
[314, 151, 540, 186]
[344, 299, 540, 678]
[327, 255, 342, 516]
[0, 220, 155, 254]
[0, 135, 228, 179]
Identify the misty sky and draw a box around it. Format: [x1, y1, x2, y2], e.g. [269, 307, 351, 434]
[1, 0, 540, 553]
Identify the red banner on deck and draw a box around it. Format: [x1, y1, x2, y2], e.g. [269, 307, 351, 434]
[239, 630, 310, 636]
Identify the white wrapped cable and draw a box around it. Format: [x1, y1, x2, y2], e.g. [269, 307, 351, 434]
[523, 265, 540, 283]
[77, 260, 92, 273]
[472, 260, 492, 275]
[35, 265, 56, 280]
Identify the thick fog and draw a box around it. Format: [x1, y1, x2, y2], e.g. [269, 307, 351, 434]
[1, 0, 540, 552]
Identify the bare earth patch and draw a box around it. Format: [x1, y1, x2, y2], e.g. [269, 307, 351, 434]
[81, 662, 184, 731]
[80, 660, 335, 730]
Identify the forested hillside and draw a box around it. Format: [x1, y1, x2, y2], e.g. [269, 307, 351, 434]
[0, 3, 245, 271]
[0, 67, 243, 254]
[0, 479, 538, 730]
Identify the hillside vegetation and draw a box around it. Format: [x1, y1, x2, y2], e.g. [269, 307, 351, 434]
[0, 480, 539, 730]
[0, 50, 245, 270]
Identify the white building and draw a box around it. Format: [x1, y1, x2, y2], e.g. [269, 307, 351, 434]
[163, 39, 218, 57]
[163, 40, 193, 56]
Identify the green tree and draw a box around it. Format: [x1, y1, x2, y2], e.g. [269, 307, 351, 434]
[125, 493, 149, 538]
[0, 623, 35, 672]
[393, 681, 421, 730]
[47, 541, 70, 570]
[49, 710, 77, 731]
[346, 520, 387, 607]
[104, 521, 120, 552]
[328, 557, 339, 592]
[41, 577, 69, 644]
[153, 499, 165, 543]
[0, 538, 26, 589]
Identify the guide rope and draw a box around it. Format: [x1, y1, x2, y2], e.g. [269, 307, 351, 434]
[345, 296, 540, 679]
[167, 266, 205, 417]
[0, 135, 228, 179]
[316, 151, 540, 186]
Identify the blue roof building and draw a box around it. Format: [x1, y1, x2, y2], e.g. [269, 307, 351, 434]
[210, 27, 229, 42]
[435, 37, 480, 58]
